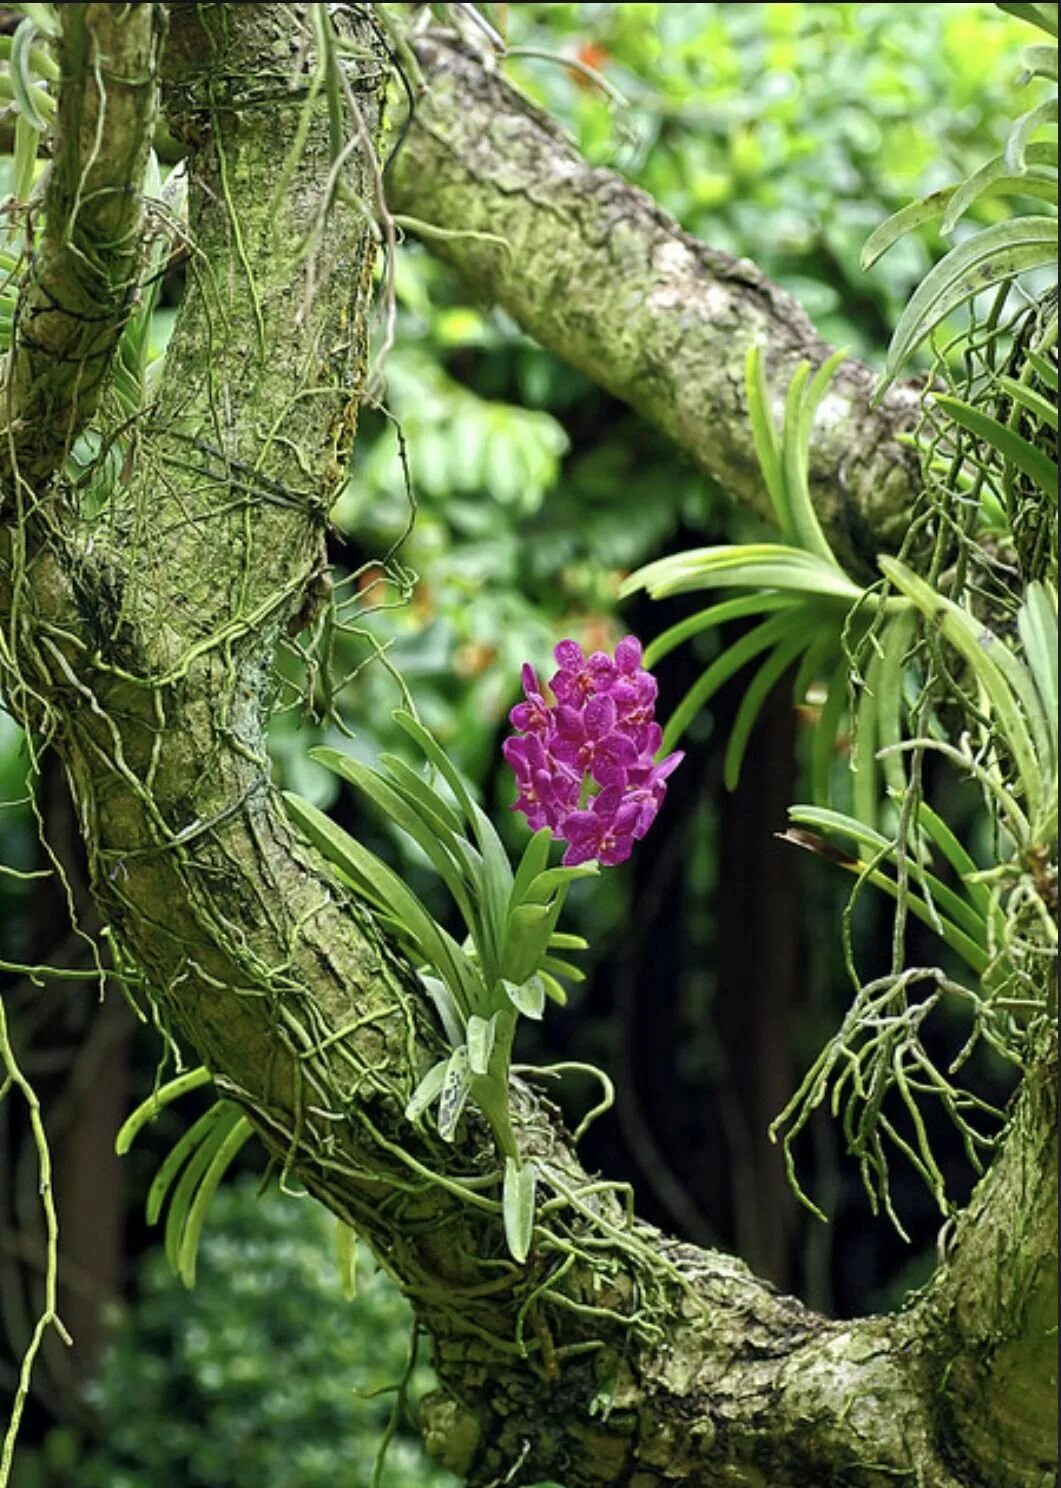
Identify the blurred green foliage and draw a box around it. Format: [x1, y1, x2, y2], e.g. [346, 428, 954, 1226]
[58, 1179, 456, 1488]
[506, 1, 1046, 350]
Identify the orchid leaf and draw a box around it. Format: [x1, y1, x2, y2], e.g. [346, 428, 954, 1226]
[436, 1047, 472, 1141]
[467, 1013, 498, 1076]
[405, 1058, 449, 1120]
[502, 974, 546, 1020]
[877, 217, 1059, 391]
[934, 395, 1059, 497]
[502, 1158, 538, 1264]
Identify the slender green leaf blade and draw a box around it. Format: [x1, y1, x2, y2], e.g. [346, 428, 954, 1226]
[178, 1113, 253, 1288]
[146, 1102, 228, 1228]
[861, 186, 958, 270]
[405, 1058, 449, 1120]
[436, 1047, 472, 1141]
[115, 1067, 212, 1155]
[745, 344, 791, 537]
[935, 394, 1058, 498]
[877, 217, 1059, 391]
[941, 142, 1058, 234]
[724, 626, 817, 790]
[502, 1158, 538, 1264]
[644, 592, 797, 669]
[467, 1013, 498, 1076]
[1005, 98, 1059, 173]
[996, 374, 1059, 433]
[996, 3, 1058, 38]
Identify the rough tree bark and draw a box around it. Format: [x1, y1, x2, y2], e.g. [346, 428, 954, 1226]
[385, 31, 925, 575]
[0, 7, 1055, 1488]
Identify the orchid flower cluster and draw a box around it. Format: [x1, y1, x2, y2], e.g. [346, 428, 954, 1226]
[503, 636, 683, 866]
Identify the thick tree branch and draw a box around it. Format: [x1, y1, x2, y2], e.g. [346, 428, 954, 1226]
[922, 1036, 1058, 1485]
[0, 7, 1053, 1487]
[387, 34, 923, 571]
[0, 3, 163, 494]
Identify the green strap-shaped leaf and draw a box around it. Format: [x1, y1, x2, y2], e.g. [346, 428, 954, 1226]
[146, 1101, 229, 1227]
[379, 753, 464, 837]
[503, 1158, 538, 1264]
[115, 1067, 212, 1154]
[521, 864, 599, 901]
[745, 344, 791, 536]
[785, 349, 849, 567]
[178, 1112, 254, 1288]
[941, 143, 1058, 235]
[1017, 581, 1059, 762]
[996, 2, 1058, 37]
[915, 802, 996, 928]
[467, 1013, 498, 1075]
[877, 217, 1059, 392]
[624, 543, 864, 603]
[788, 807, 989, 961]
[501, 899, 561, 987]
[392, 711, 513, 976]
[419, 974, 465, 1049]
[310, 748, 479, 942]
[467, 796, 515, 983]
[662, 608, 814, 753]
[436, 1047, 471, 1141]
[510, 827, 554, 910]
[282, 791, 481, 1015]
[392, 709, 478, 828]
[1026, 350, 1058, 392]
[996, 374, 1059, 433]
[644, 592, 797, 669]
[724, 623, 822, 790]
[1005, 98, 1059, 173]
[405, 1057, 449, 1120]
[861, 186, 959, 270]
[163, 1103, 246, 1280]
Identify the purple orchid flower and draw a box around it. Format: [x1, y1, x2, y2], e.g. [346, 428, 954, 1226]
[550, 640, 617, 705]
[504, 633, 682, 868]
[509, 664, 552, 735]
[560, 788, 642, 867]
[503, 733, 579, 832]
[624, 748, 685, 838]
[552, 695, 639, 782]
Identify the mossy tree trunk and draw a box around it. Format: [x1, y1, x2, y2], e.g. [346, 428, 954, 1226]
[0, 6, 1055, 1487]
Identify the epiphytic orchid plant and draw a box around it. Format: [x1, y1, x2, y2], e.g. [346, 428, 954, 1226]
[278, 637, 680, 1261]
[122, 638, 681, 1275]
